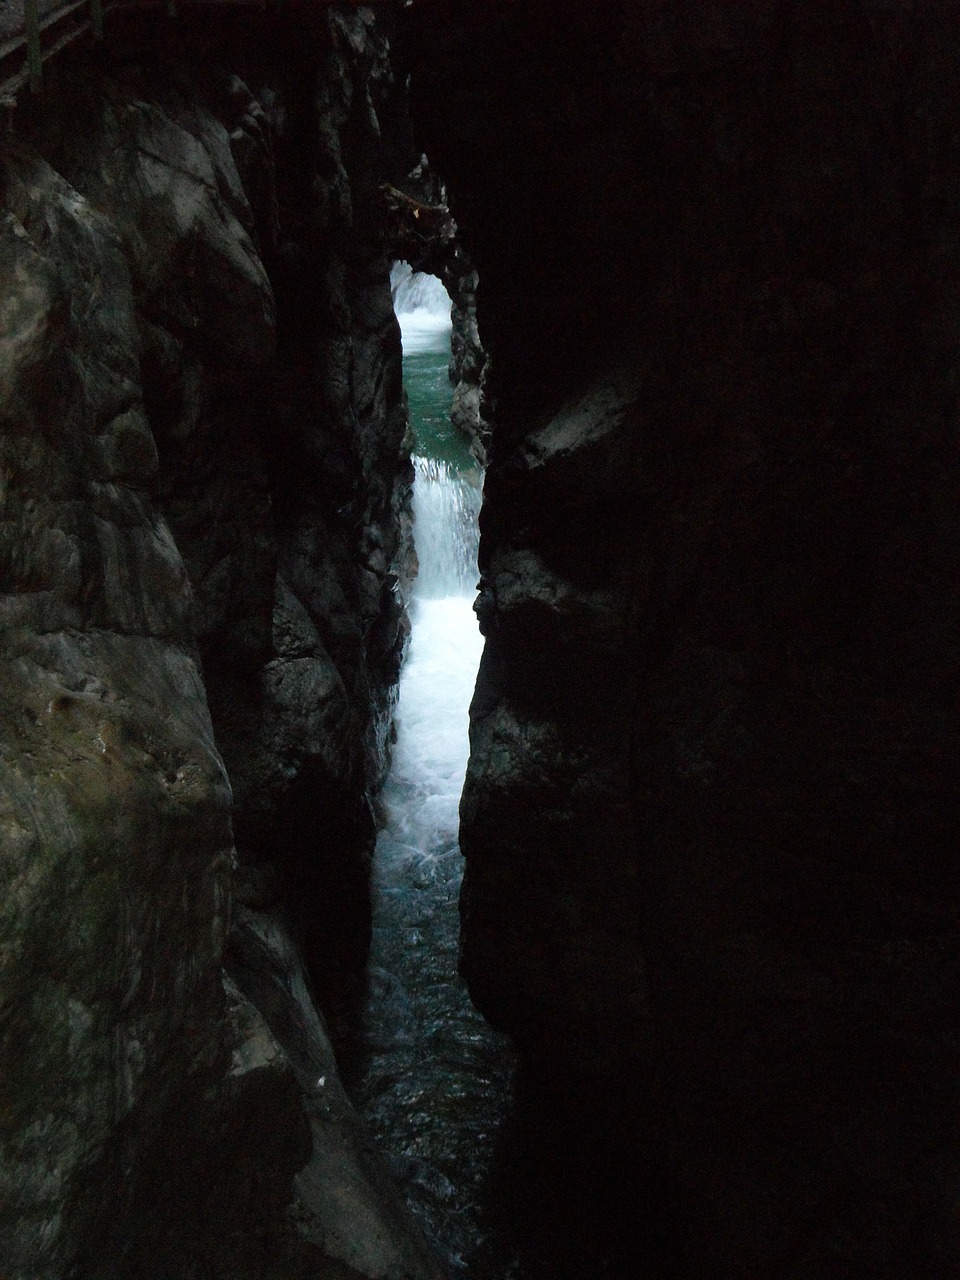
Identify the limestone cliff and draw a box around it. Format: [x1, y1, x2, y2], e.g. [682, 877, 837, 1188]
[1, 8, 439, 1277]
[403, 3, 960, 1276]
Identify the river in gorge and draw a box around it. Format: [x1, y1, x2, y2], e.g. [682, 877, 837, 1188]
[336, 266, 652, 1280]
[339, 264, 520, 1277]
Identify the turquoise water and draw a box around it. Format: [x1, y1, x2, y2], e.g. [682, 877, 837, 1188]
[404, 348, 476, 472]
[391, 262, 477, 474]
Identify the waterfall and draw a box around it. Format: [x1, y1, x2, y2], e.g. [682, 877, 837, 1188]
[412, 457, 481, 600]
[390, 260, 481, 601]
[391, 260, 453, 355]
[386, 263, 480, 877]
[343, 269, 514, 1275]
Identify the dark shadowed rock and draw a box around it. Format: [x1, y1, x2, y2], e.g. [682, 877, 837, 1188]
[403, 2, 960, 1275]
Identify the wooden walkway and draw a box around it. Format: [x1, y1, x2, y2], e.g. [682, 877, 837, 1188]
[0, 0, 395, 102]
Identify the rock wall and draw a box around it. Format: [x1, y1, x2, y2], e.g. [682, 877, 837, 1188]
[402, 3, 960, 1276]
[1, 8, 437, 1276]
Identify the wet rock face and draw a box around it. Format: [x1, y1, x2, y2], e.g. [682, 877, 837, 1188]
[0, 140, 236, 1274]
[1, 10, 422, 1275]
[404, 2, 960, 1275]
[31, 13, 415, 1001]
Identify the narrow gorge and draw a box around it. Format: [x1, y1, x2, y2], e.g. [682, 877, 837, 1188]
[3, 3, 960, 1279]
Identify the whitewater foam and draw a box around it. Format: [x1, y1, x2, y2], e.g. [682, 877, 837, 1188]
[391, 260, 452, 354]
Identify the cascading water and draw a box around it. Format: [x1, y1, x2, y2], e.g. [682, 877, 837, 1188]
[341, 265, 516, 1275]
[390, 260, 453, 352]
[412, 456, 480, 600]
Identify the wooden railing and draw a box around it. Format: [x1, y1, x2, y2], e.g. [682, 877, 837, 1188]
[3, 1, 396, 101]
[4, 2, 148, 98]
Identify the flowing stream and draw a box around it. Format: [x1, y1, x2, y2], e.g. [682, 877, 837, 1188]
[342, 265, 518, 1275]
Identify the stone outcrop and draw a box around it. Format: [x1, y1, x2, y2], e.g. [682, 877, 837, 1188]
[1, 133, 239, 1278]
[1, 8, 440, 1276]
[228, 909, 440, 1280]
[402, 2, 960, 1276]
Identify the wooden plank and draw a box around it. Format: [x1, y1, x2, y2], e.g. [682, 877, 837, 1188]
[1, 0, 405, 104]
[25, 0, 42, 93]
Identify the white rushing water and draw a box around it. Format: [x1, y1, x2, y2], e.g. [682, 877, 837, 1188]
[343, 270, 515, 1275]
[412, 457, 481, 600]
[391, 260, 453, 355]
[379, 594, 483, 871]
[384, 262, 480, 899]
